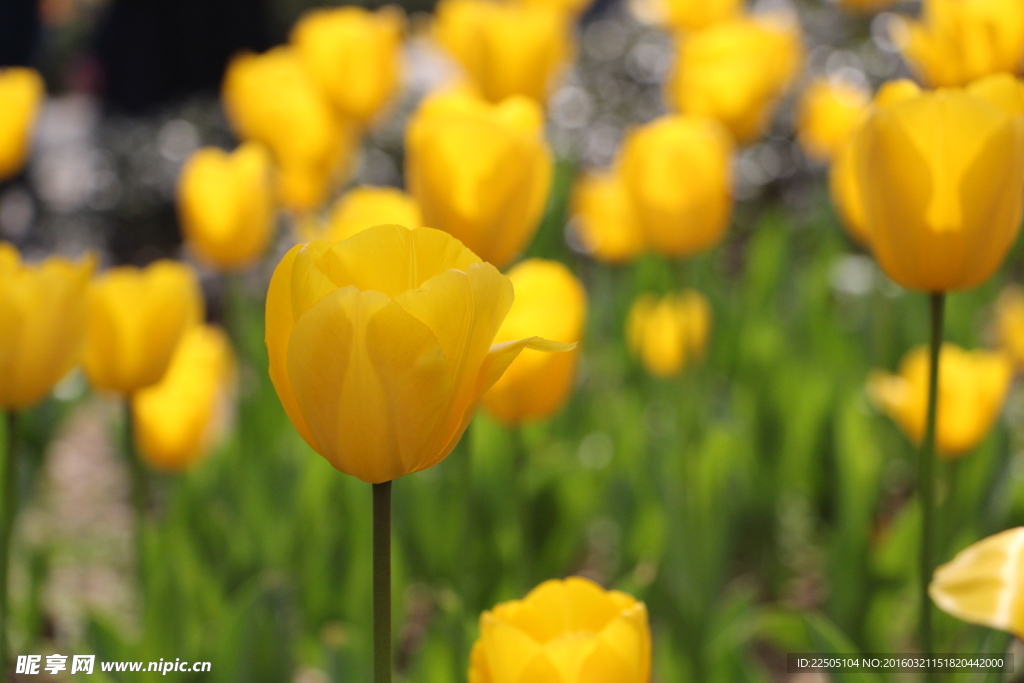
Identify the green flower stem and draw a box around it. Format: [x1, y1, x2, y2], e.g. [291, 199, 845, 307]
[919, 292, 945, 678]
[123, 400, 148, 595]
[1, 411, 18, 679]
[373, 480, 392, 683]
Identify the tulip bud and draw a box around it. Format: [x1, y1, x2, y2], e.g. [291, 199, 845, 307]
[627, 290, 711, 378]
[665, 15, 803, 143]
[930, 527, 1024, 639]
[629, 0, 740, 32]
[482, 259, 586, 425]
[995, 285, 1024, 370]
[434, 0, 571, 104]
[618, 115, 732, 258]
[0, 67, 44, 182]
[178, 143, 276, 271]
[222, 47, 356, 211]
[0, 244, 94, 409]
[291, 6, 404, 124]
[265, 225, 571, 484]
[133, 325, 235, 472]
[854, 89, 1024, 291]
[899, 0, 1024, 88]
[468, 577, 651, 683]
[406, 90, 552, 268]
[868, 344, 1012, 458]
[796, 78, 870, 162]
[570, 171, 644, 264]
[84, 261, 204, 395]
[302, 186, 422, 243]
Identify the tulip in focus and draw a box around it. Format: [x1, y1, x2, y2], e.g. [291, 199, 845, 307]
[570, 171, 645, 264]
[265, 225, 571, 484]
[0, 67, 44, 182]
[482, 259, 587, 425]
[291, 6, 404, 124]
[930, 527, 1024, 638]
[84, 261, 204, 395]
[133, 325, 235, 472]
[629, 0, 740, 33]
[178, 143, 275, 271]
[434, 0, 571, 104]
[796, 77, 870, 162]
[222, 47, 356, 211]
[303, 186, 422, 243]
[627, 290, 711, 378]
[995, 285, 1024, 369]
[0, 244, 94, 409]
[618, 115, 732, 258]
[468, 576, 651, 683]
[666, 15, 803, 143]
[898, 0, 1024, 88]
[406, 89, 552, 269]
[853, 88, 1024, 291]
[868, 344, 1012, 457]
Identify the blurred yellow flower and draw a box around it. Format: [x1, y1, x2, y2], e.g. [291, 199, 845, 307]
[468, 576, 651, 683]
[796, 78, 870, 162]
[570, 171, 645, 264]
[84, 261, 204, 395]
[0, 244, 93, 410]
[853, 88, 1024, 291]
[482, 259, 586, 425]
[133, 325, 235, 472]
[665, 15, 803, 143]
[178, 143, 275, 271]
[434, 0, 571, 104]
[930, 527, 1024, 638]
[868, 344, 1012, 457]
[406, 89, 552, 269]
[291, 6, 404, 124]
[303, 186, 422, 243]
[995, 285, 1024, 369]
[265, 225, 571, 484]
[899, 0, 1024, 88]
[0, 67, 44, 182]
[629, 0, 740, 32]
[513, 0, 593, 18]
[222, 47, 356, 211]
[618, 115, 732, 258]
[627, 290, 711, 378]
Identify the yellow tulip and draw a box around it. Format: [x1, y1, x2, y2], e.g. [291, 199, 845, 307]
[406, 89, 552, 269]
[995, 285, 1024, 369]
[665, 15, 803, 143]
[222, 47, 356, 211]
[796, 78, 870, 162]
[854, 88, 1024, 291]
[291, 6, 404, 124]
[512, 0, 593, 18]
[265, 225, 570, 484]
[468, 576, 651, 683]
[618, 115, 732, 258]
[899, 0, 1024, 88]
[930, 527, 1024, 638]
[178, 143, 275, 271]
[868, 344, 1012, 458]
[303, 186, 422, 243]
[626, 290, 710, 378]
[84, 261, 204, 395]
[629, 0, 740, 32]
[482, 259, 586, 425]
[0, 67, 44, 182]
[570, 171, 645, 264]
[132, 325, 235, 472]
[434, 0, 571, 104]
[0, 244, 94, 410]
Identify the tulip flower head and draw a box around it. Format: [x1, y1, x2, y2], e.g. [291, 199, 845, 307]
[468, 576, 651, 683]
[627, 290, 711, 378]
[133, 325, 235, 472]
[178, 143, 276, 271]
[618, 115, 733, 258]
[0, 67, 44, 182]
[265, 225, 571, 484]
[291, 6, 404, 124]
[303, 186, 422, 243]
[406, 89, 552, 269]
[570, 171, 645, 265]
[513, 0, 593, 18]
[482, 259, 587, 425]
[0, 244, 94, 410]
[868, 344, 1012, 458]
[83, 261, 204, 395]
[629, 0, 741, 33]
[797, 77, 870, 162]
[930, 527, 1024, 638]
